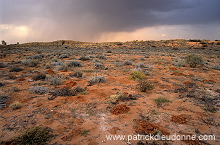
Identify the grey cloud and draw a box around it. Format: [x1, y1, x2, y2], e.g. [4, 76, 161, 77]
[0, 0, 220, 42]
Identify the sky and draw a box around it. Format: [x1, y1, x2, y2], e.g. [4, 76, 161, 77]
[0, 0, 220, 44]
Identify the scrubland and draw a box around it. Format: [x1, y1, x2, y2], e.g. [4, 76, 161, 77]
[0, 39, 219, 145]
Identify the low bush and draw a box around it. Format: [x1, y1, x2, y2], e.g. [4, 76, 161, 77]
[6, 126, 53, 145]
[123, 60, 132, 65]
[79, 56, 90, 61]
[32, 73, 46, 81]
[135, 63, 145, 68]
[0, 95, 8, 108]
[50, 77, 62, 85]
[9, 67, 23, 72]
[130, 71, 145, 81]
[94, 63, 105, 69]
[72, 71, 83, 78]
[185, 54, 203, 68]
[0, 62, 5, 68]
[32, 54, 45, 59]
[50, 61, 64, 66]
[88, 75, 106, 86]
[138, 80, 154, 92]
[59, 54, 69, 59]
[50, 87, 76, 97]
[211, 64, 220, 70]
[172, 58, 185, 67]
[98, 55, 107, 60]
[154, 97, 171, 107]
[68, 61, 82, 67]
[30, 86, 49, 95]
[9, 101, 22, 110]
[56, 65, 68, 71]
[22, 59, 38, 67]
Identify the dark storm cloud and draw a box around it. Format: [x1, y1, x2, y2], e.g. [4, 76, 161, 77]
[1, 0, 189, 31]
[0, 0, 220, 42]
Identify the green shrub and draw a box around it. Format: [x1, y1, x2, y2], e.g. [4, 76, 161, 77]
[185, 54, 203, 68]
[130, 71, 145, 81]
[7, 126, 53, 145]
[154, 97, 171, 107]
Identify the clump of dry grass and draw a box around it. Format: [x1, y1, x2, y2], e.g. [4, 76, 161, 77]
[138, 80, 154, 92]
[9, 101, 22, 110]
